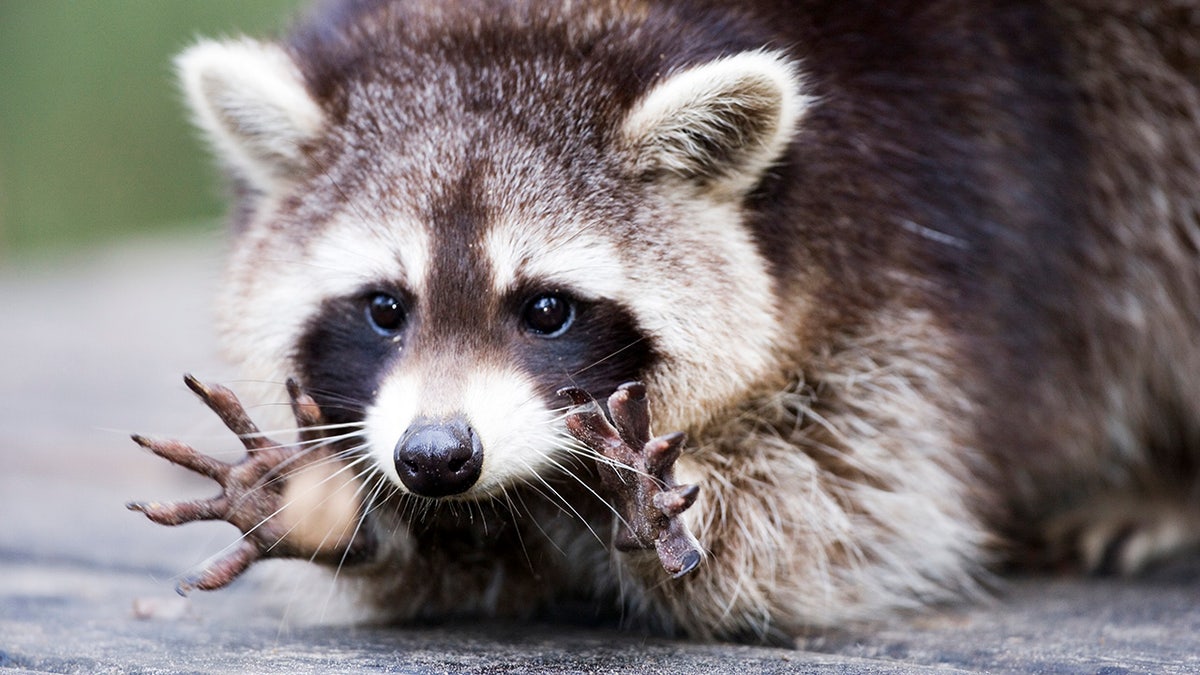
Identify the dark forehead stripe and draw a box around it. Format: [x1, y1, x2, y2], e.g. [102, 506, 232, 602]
[418, 162, 499, 352]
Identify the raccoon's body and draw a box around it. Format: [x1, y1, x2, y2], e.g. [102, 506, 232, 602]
[175, 0, 1200, 642]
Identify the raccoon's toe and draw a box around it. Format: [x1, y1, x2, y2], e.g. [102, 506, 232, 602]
[1045, 497, 1200, 576]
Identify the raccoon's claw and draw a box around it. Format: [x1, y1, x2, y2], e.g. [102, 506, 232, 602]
[560, 382, 703, 578]
[129, 375, 372, 594]
[176, 540, 260, 594]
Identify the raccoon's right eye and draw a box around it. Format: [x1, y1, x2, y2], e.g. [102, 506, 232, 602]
[522, 293, 575, 337]
[366, 293, 407, 335]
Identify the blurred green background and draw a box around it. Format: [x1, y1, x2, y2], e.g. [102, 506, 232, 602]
[0, 1, 304, 261]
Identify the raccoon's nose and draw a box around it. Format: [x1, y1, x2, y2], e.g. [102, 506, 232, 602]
[394, 417, 483, 497]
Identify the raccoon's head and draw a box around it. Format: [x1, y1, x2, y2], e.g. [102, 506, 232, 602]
[178, 24, 809, 499]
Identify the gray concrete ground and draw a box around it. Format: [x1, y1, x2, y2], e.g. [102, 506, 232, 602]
[2, 234, 1199, 674]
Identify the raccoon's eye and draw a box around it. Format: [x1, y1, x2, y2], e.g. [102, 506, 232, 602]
[366, 293, 407, 335]
[522, 293, 575, 337]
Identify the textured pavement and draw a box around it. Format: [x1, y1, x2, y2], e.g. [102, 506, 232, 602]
[2, 234, 1198, 674]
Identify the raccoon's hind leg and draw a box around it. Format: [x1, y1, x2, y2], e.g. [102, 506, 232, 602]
[1044, 495, 1200, 575]
[128, 375, 376, 593]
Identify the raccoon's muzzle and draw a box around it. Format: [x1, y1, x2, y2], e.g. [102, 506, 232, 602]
[394, 416, 483, 497]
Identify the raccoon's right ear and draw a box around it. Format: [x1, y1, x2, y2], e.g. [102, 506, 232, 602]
[176, 38, 324, 191]
[620, 50, 809, 198]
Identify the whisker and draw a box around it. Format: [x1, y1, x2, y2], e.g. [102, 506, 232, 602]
[538, 451, 634, 538]
[568, 336, 648, 379]
[519, 456, 606, 546]
[319, 469, 391, 622]
[251, 437, 367, 494]
[236, 422, 366, 441]
[258, 453, 377, 556]
[547, 410, 659, 482]
[493, 486, 537, 571]
[511, 488, 569, 558]
[182, 451, 366, 583]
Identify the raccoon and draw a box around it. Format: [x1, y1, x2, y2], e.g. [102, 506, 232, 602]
[135, 0, 1200, 643]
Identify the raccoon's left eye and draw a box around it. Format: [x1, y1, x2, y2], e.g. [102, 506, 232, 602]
[522, 293, 575, 337]
[366, 293, 407, 335]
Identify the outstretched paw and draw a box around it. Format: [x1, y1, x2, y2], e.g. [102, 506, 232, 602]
[128, 375, 372, 593]
[560, 382, 702, 578]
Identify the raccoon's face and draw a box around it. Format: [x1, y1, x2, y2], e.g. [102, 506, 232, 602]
[178, 33, 809, 499]
[284, 173, 660, 498]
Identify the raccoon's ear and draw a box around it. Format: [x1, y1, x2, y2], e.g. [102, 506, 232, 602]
[621, 51, 808, 196]
[176, 38, 324, 191]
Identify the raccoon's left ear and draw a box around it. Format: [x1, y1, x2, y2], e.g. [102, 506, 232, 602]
[621, 50, 809, 197]
[176, 38, 324, 192]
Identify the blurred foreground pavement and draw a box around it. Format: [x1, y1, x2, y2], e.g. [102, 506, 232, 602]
[2, 234, 1199, 674]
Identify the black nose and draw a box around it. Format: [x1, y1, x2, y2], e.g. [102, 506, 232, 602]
[394, 417, 483, 497]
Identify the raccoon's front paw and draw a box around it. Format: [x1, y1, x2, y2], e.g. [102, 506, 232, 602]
[128, 375, 374, 594]
[560, 382, 702, 578]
